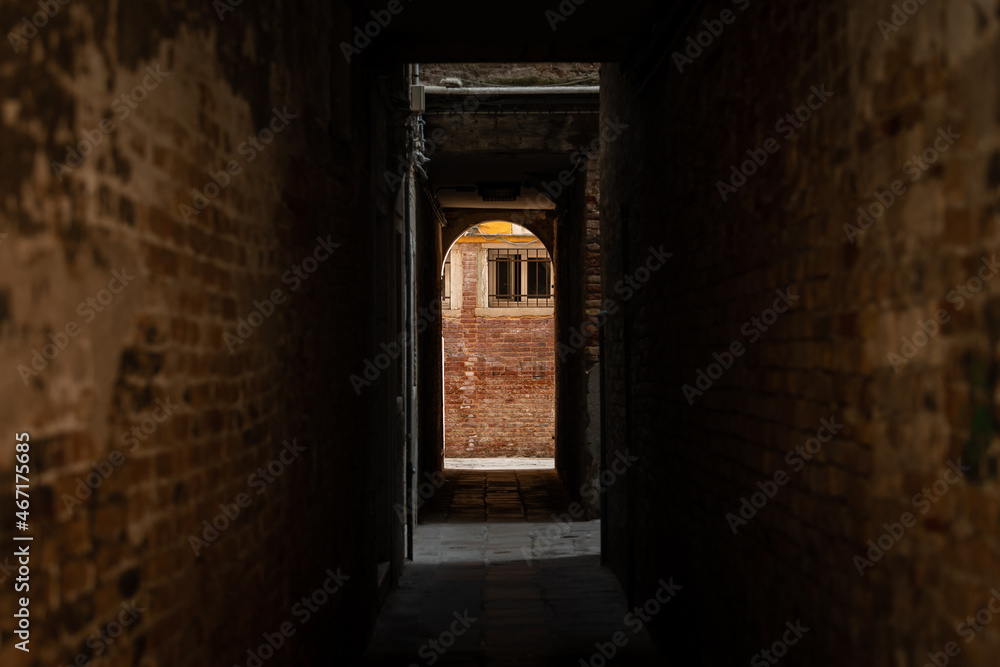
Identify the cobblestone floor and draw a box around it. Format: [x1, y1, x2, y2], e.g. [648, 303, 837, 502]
[362, 469, 666, 666]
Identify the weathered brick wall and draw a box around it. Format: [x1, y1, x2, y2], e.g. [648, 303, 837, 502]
[444, 244, 555, 458]
[555, 153, 603, 516]
[0, 2, 393, 665]
[583, 155, 602, 364]
[602, 1, 1000, 664]
[419, 62, 598, 87]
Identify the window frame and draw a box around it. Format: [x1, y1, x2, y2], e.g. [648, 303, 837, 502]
[477, 241, 554, 317]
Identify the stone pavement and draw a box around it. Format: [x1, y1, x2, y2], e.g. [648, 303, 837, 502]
[443, 458, 556, 470]
[362, 469, 667, 666]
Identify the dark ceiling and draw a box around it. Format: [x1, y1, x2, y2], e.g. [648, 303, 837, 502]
[357, 0, 699, 211]
[359, 0, 695, 63]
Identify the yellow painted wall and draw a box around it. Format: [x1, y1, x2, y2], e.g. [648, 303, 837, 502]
[454, 221, 539, 244]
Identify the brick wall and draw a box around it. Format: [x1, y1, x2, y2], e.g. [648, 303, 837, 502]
[601, 1, 1000, 664]
[419, 62, 598, 87]
[444, 243, 555, 458]
[555, 153, 603, 516]
[0, 2, 396, 664]
[584, 156, 603, 364]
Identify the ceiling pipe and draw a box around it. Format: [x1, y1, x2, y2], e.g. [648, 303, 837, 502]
[424, 86, 599, 96]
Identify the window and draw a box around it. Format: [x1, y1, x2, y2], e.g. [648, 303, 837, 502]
[442, 256, 452, 310]
[487, 248, 552, 308]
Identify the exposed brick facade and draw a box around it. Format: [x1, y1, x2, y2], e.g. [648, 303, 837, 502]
[0, 3, 400, 664]
[6, 2, 1000, 665]
[443, 242, 555, 458]
[601, 1, 1000, 665]
[419, 62, 599, 88]
[583, 156, 603, 364]
[555, 152, 603, 516]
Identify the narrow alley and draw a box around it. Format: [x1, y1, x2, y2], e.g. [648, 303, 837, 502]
[2, 1, 999, 666]
[364, 467, 666, 666]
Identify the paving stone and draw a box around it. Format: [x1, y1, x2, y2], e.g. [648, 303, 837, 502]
[363, 469, 665, 665]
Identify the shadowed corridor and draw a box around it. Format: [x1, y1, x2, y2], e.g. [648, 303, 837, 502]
[4, 2, 1000, 666]
[363, 469, 665, 666]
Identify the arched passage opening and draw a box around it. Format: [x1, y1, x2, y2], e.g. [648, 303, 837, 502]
[366, 59, 660, 665]
[399, 71, 608, 588]
[440, 220, 556, 464]
[408, 88, 605, 527]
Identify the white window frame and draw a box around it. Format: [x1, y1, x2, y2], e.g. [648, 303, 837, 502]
[442, 246, 463, 319]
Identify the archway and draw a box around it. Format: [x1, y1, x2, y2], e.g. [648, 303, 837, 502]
[440, 220, 557, 465]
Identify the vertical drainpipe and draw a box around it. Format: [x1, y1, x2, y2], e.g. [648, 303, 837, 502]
[403, 63, 424, 560]
[403, 163, 416, 561]
[621, 205, 635, 600]
[599, 310, 608, 564]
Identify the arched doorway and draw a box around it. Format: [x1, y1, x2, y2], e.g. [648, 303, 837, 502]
[441, 221, 556, 465]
